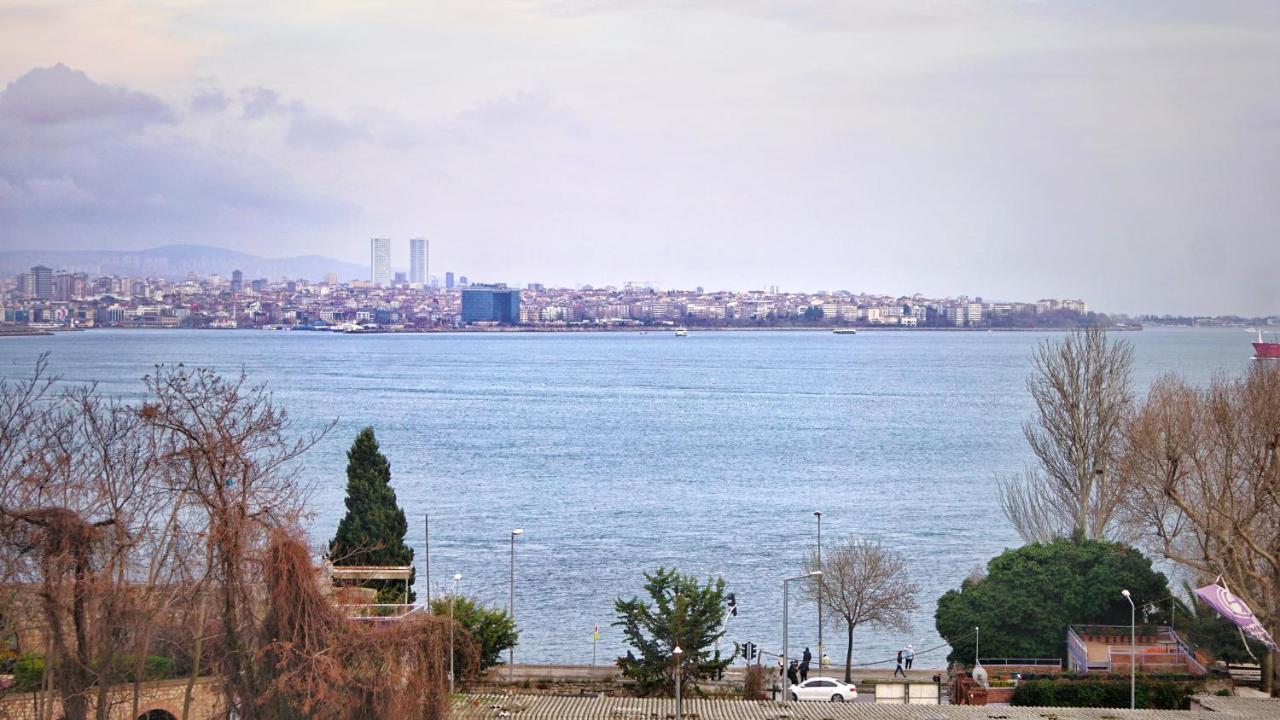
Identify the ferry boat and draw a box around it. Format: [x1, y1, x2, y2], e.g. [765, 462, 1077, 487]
[1253, 329, 1280, 360]
[675, 327, 689, 337]
[833, 328, 857, 335]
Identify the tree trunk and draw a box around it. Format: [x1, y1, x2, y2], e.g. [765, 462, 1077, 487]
[844, 623, 854, 683]
[1264, 649, 1275, 696]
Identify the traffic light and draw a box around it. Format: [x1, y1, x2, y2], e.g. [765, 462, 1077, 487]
[743, 641, 756, 661]
[727, 592, 737, 617]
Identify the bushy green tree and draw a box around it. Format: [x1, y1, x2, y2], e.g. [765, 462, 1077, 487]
[935, 539, 1169, 663]
[328, 427, 415, 601]
[430, 595, 519, 677]
[614, 567, 731, 694]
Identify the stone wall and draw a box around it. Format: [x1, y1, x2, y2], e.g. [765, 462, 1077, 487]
[0, 677, 222, 720]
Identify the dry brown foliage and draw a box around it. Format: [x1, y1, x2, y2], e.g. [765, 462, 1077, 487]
[741, 664, 766, 701]
[257, 532, 453, 720]
[1121, 362, 1280, 690]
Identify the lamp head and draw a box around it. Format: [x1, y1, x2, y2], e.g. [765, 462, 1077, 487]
[810, 570, 823, 577]
[672, 646, 683, 655]
[512, 528, 524, 536]
[453, 573, 462, 581]
[1121, 589, 1131, 598]
[814, 511, 822, 517]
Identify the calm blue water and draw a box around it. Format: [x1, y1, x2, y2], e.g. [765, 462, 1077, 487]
[0, 328, 1254, 668]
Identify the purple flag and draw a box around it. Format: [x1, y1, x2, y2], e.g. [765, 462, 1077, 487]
[1195, 583, 1279, 652]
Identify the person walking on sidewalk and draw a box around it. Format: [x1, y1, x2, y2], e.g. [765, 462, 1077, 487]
[894, 650, 906, 678]
[905, 644, 915, 670]
[787, 660, 800, 686]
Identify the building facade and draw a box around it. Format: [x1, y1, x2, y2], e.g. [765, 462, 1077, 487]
[370, 238, 392, 287]
[461, 284, 521, 324]
[409, 238, 428, 287]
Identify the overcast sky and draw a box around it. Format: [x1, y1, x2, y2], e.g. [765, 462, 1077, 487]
[1, 1, 1278, 315]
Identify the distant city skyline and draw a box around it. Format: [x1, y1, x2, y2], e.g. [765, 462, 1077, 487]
[2, 5, 1279, 316]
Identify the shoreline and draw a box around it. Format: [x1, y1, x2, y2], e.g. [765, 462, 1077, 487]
[1, 324, 1148, 336]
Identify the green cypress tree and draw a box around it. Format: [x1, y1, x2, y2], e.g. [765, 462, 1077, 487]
[329, 426, 415, 602]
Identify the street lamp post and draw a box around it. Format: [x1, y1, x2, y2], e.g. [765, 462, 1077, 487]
[673, 645, 684, 720]
[449, 573, 461, 696]
[782, 571, 822, 703]
[1122, 589, 1135, 709]
[814, 511, 823, 675]
[974, 626, 980, 667]
[509, 528, 523, 682]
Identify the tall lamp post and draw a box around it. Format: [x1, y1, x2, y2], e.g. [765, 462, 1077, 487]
[783, 570, 822, 703]
[814, 511, 823, 675]
[1122, 589, 1135, 709]
[974, 626, 980, 666]
[509, 528, 523, 682]
[673, 645, 684, 720]
[449, 573, 461, 696]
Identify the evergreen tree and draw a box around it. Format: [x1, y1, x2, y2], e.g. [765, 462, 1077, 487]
[329, 427, 415, 602]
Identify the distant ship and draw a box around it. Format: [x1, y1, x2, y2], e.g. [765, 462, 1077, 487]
[675, 327, 689, 337]
[1253, 329, 1280, 360]
[833, 328, 858, 335]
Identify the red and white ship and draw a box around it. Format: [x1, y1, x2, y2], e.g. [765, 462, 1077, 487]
[1253, 329, 1280, 360]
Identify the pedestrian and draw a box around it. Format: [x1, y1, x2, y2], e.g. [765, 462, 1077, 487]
[894, 650, 906, 678]
[905, 644, 915, 670]
[799, 658, 810, 682]
[787, 660, 799, 686]
[802, 647, 812, 666]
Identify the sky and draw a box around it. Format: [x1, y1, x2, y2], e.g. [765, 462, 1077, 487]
[0, 1, 1278, 315]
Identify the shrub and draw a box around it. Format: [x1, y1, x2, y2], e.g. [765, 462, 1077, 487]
[1011, 677, 1199, 709]
[12, 653, 44, 692]
[742, 665, 766, 701]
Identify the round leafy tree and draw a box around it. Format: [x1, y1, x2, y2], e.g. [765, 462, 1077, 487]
[329, 426, 415, 602]
[935, 539, 1169, 663]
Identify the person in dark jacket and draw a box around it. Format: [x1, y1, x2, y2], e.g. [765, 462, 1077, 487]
[894, 650, 906, 678]
[787, 660, 799, 686]
[799, 658, 810, 682]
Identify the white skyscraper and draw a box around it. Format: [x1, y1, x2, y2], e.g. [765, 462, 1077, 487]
[370, 238, 392, 286]
[409, 237, 428, 287]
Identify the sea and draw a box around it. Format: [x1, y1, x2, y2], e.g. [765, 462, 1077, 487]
[0, 327, 1256, 669]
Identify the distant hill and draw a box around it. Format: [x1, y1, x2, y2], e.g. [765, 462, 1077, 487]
[0, 244, 368, 282]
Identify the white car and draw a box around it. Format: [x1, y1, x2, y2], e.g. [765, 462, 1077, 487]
[789, 677, 858, 702]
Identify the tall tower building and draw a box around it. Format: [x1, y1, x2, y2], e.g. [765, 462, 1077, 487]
[31, 265, 53, 300]
[445, 272, 455, 290]
[370, 238, 392, 287]
[230, 269, 243, 293]
[409, 238, 428, 287]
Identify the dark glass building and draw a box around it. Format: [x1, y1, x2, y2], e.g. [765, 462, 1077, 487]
[461, 284, 521, 324]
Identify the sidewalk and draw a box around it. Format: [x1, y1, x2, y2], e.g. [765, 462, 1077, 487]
[486, 663, 945, 684]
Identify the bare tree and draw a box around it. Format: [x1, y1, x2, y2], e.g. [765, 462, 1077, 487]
[803, 538, 918, 683]
[1121, 363, 1280, 692]
[1000, 326, 1134, 542]
[139, 365, 329, 719]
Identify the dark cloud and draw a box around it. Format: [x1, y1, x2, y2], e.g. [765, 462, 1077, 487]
[240, 85, 293, 118]
[0, 63, 173, 128]
[0, 65, 357, 247]
[190, 86, 231, 114]
[237, 85, 366, 148]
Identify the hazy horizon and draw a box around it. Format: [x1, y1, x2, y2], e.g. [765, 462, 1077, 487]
[2, 2, 1278, 315]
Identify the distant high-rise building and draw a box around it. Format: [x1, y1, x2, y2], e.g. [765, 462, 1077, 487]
[527, 283, 544, 291]
[324, 273, 338, 286]
[461, 284, 521, 324]
[394, 271, 407, 285]
[17, 272, 34, 298]
[409, 238, 428, 286]
[445, 272, 455, 289]
[370, 238, 392, 286]
[459, 275, 468, 287]
[31, 266, 53, 300]
[230, 269, 243, 293]
[251, 278, 267, 293]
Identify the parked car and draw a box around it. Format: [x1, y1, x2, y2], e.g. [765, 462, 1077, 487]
[790, 677, 858, 702]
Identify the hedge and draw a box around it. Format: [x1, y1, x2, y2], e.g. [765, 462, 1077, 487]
[1011, 678, 1199, 710]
